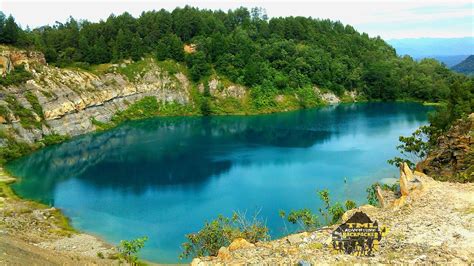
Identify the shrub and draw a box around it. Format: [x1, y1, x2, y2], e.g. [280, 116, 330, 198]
[280, 189, 357, 232]
[180, 211, 269, 259]
[0, 131, 33, 164]
[279, 209, 319, 231]
[0, 64, 33, 86]
[317, 189, 356, 224]
[111, 96, 159, 124]
[388, 126, 431, 168]
[295, 86, 322, 108]
[250, 83, 276, 110]
[117, 236, 148, 265]
[366, 182, 399, 206]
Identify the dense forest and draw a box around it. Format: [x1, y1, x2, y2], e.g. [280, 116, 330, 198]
[0, 7, 472, 115]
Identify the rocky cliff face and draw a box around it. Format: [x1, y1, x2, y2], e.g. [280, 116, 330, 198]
[417, 114, 474, 182]
[0, 47, 200, 144]
[0, 45, 46, 76]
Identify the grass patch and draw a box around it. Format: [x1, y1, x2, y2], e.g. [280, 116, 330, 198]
[0, 64, 33, 87]
[422, 102, 445, 106]
[211, 97, 247, 114]
[91, 97, 195, 131]
[156, 59, 188, 76]
[111, 97, 160, 123]
[0, 182, 19, 199]
[91, 118, 114, 131]
[24, 91, 44, 119]
[87, 63, 115, 76]
[4, 95, 41, 129]
[116, 59, 154, 82]
[309, 242, 324, 249]
[111, 97, 194, 124]
[41, 134, 70, 146]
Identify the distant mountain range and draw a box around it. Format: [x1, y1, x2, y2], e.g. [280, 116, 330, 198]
[425, 55, 470, 68]
[451, 55, 474, 75]
[387, 37, 474, 67]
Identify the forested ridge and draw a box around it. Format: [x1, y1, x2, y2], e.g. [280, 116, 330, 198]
[0, 6, 472, 106]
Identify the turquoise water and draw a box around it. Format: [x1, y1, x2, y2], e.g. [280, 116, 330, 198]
[7, 103, 432, 263]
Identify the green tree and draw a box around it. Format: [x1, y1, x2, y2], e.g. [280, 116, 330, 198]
[1, 15, 20, 44]
[388, 126, 431, 169]
[156, 33, 184, 61]
[186, 51, 211, 81]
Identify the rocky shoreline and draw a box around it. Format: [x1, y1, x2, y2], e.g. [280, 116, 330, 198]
[2, 157, 473, 265]
[0, 168, 117, 265]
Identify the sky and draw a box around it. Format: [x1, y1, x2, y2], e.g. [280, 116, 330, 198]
[0, 0, 472, 40]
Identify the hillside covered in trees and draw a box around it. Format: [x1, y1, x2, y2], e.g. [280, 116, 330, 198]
[1, 6, 472, 104]
[451, 55, 474, 76]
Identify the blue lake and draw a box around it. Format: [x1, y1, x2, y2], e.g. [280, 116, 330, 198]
[7, 102, 432, 263]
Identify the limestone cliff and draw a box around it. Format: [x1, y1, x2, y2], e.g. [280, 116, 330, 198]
[0, 49, 192, 143]
[0, 46, 250, 145]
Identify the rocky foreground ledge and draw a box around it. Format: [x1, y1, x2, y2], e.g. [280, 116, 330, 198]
[0, 169, 116, 265]
[193, 165, 474, 265]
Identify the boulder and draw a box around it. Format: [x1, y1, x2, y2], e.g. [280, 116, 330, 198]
[190, 258, 205, 266]
[228, 238, 255, 251]
[376, 185, 385, 207]
[286, 232, 309, 245]
[400, 165, 410, 196]
[217, 246, 231, 261]
[402, 162, 414, 181]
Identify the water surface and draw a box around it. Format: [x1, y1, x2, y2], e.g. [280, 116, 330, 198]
[7, 103, 432, 263]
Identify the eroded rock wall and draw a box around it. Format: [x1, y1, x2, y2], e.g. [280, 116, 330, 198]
[0, 49, 192, 143]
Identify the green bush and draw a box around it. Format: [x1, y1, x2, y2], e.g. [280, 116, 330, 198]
[180, 211, 269, 259]
[0, 131, 33, 164]
[250, 83, 276, 110]
[117, 236, 148, 265]
[90, 117, 114, 131]
[279, 209, 319, 231]
[295, 86, 322, 108]
[111, 96, 159, 124]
